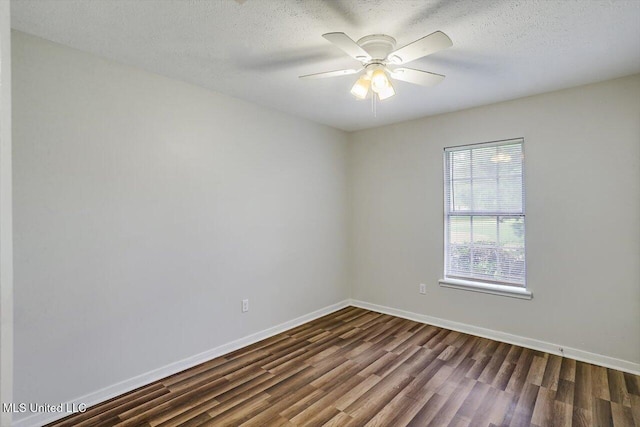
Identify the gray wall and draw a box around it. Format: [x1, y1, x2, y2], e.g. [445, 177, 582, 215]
[349, 74, 640, 365]
[12, 31, 349, 409]
[0, 3, 14, 425]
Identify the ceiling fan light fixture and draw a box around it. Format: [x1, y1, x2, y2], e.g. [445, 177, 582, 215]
[350, 76, 370, 99]
[302, 31, 453, 105]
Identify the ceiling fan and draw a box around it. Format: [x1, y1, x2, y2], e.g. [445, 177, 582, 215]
[299, 31, 453, 101]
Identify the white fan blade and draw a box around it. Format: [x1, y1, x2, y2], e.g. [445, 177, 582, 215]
[322, 32, 372, 62]
[299, 68, 361, 79]
[387, 31, 452, 64]
[389, 68, 445, 87]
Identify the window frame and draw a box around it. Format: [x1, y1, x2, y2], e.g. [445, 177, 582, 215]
[440, 138, 531, 299]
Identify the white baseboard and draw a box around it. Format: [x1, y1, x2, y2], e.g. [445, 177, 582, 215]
[349, 299, 640, 376]
[12, 300, 350, 427]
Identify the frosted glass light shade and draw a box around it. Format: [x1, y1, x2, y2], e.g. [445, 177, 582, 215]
[350, 77, 370, 99]
[370, 69, 390, 93]
[377, 82, 395, 100]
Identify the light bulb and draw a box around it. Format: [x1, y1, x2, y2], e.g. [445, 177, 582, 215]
[370, 69, 389, 93]
[350, 76, 370, 99]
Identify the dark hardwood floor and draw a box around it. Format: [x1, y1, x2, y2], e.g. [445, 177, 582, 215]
[47, 307, 640, 427]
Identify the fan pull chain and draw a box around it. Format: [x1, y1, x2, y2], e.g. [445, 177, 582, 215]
[371, 92, 377, 117]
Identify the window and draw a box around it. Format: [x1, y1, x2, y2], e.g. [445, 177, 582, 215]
[441, 138, 529, 298]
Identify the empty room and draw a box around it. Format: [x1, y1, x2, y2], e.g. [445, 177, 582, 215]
[1, 0, 639, 426]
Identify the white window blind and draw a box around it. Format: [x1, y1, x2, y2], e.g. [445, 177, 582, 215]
[444, 139, 525, 287]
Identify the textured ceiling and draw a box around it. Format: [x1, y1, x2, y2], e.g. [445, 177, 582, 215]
[10, 0, 640, 131]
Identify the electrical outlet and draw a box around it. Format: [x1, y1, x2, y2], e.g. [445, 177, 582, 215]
[242, 299, 249, 313]
[419, 284, 426, 294]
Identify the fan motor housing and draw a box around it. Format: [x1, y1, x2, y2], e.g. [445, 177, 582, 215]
[357, 34, 396, 61]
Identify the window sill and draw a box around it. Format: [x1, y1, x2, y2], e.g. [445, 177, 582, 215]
[439, 278, 532, 300]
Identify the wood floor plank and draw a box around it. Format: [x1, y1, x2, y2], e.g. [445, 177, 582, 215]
[426, 376, 476, 427]
[405, 393, 448, 427]
[594, 397, 614, 426]
[290, 375, 362, 425]
[541, 354, 562, 391]
[46, 308, 640, 427]
[487, 389, 515, 426]
[611, 401, 636, 427]
[320, 411, 353, 427]
[361, 394, 415, 427]
[609, 368, 633, 407]
[625, 372, 640, 396]
[560, 357, 577, 381]
[154, 398, 220, 427]
[404, 360, 452, 400]
[631, 395, 640, 426]
[202, 392, 271, 426]
[333, 374, 381, 411]
[447, 414, 471, 427]
[593, 364, 612, 401]
[573, 406, 594, 427]
[343, 365, 414, 424]
[455, 379, 491, 420]
[553, 400, 574, 427]
[508, 382, 539, 427]
[526, 354, 548, 386]
[444, 333, 479, 368]
[115, 377, 231, 426]
[530, 385, 555, 426]
[574, 362, 593, 411]
[239, 385, 317, 427]
[556, 378, 576, 405]
[60, 386, 170, 427]
[493, 360, 517, 391]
